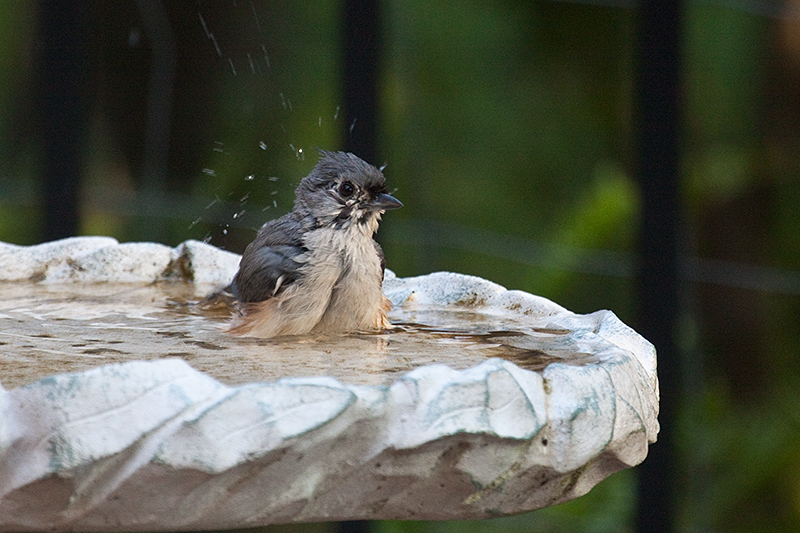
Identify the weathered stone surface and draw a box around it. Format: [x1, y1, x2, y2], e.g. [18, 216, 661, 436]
[0, 238, 659, 531]
[168, 239, 242, 286]
[0, 236, 119, 281]
[0, 237, 240, 286]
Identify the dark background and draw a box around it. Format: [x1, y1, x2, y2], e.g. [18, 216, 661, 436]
[2, 0, 800, 531]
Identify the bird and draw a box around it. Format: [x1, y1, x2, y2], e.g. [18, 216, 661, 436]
[227, 150, 402, 338]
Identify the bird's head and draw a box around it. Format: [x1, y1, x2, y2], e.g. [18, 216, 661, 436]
[295, 150, 402, 233]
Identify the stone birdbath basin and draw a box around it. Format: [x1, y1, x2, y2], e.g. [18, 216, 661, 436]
[0, 237, 659, 531]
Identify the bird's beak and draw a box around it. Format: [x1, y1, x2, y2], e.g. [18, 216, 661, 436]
[370, 192, 403, 211]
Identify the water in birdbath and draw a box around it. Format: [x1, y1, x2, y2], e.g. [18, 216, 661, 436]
[0, 281, 598, 390]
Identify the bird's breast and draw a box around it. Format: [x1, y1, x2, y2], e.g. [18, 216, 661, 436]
[302, 226, 387, 331]
[302, 226, 382, 283]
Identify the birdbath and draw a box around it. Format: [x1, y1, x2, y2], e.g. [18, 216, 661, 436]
[0, 237, 659, 531]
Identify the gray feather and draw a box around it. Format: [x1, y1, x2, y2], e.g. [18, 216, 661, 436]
[231, 214, 309, 303]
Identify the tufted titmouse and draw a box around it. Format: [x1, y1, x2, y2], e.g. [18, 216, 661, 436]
[228, 150, 402, 337]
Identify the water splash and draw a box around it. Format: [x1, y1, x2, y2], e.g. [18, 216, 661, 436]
[261, 45, 270, 68]
[198, 13, 222, 57]
[250, 0, 262, 33]
[205, 196, 221, 210]
[247, 53, 256, 74]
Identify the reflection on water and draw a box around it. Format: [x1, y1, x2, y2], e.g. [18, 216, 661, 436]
[0, 282, 598, 390]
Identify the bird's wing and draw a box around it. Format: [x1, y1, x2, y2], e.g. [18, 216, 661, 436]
[231, 218, 308, 303]
[373, 239, 387, 276]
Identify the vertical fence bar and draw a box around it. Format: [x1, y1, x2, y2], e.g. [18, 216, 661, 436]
[635, 1, 684, 532]
[38, 1, 89, 241]
[343, 0, 381, 164]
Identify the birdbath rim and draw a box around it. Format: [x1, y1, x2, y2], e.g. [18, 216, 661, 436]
[0, 237, 659, 530]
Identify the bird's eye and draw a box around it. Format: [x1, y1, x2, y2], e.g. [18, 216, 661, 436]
[338, 181, 356, 197]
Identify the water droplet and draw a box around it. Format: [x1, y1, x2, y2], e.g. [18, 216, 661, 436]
[202, 168, 216, 176]
[247, 52, 256, 74]
[334, 106, 340, 120]
[273, 200, 278, 208]
[262, 44, 271, 68]
[128, 28, 141, 47]
[245, 174, 255, 181]
[259, 141, 267, 150]
[188, 217, 202, 229]
[222, 229, 228, 235]
[198, 13, 222, 57]
[268, 176, 279, 182]
[240, 192, 251, 202]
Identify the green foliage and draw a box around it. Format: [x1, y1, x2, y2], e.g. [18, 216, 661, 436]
[0, 1, 36, 166]
[678, 380, 800, 530]
[381, 0, 634, 308]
